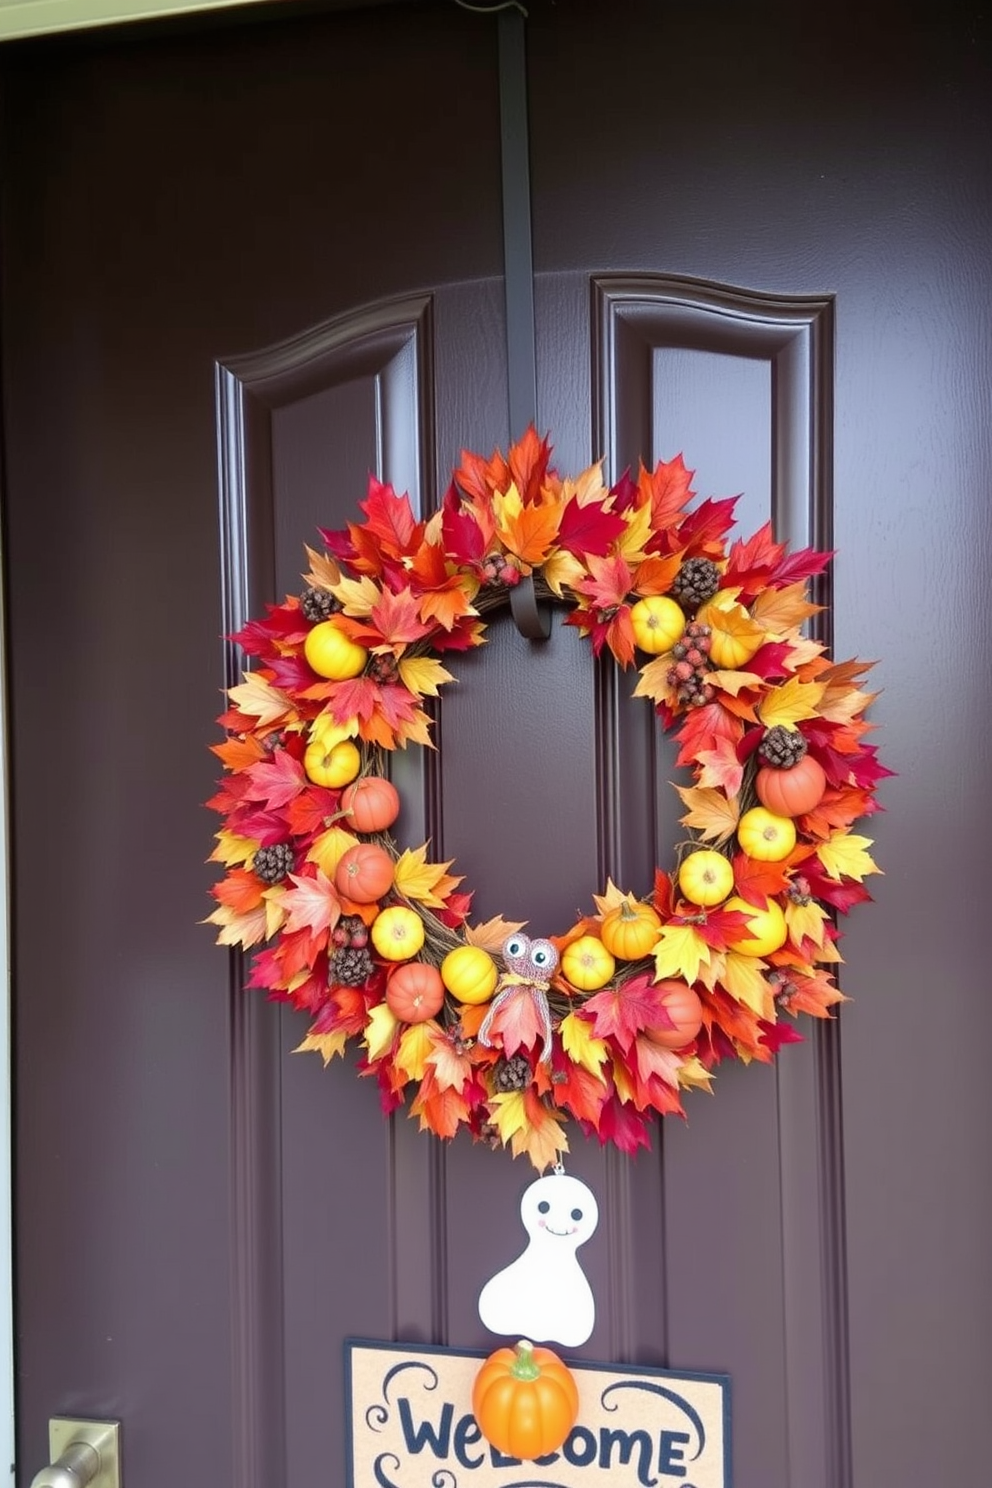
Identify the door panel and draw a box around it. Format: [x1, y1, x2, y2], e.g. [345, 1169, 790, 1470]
[3, 4, 990, 1488]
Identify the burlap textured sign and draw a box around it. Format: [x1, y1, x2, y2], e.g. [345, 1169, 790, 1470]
[346, 1340, 731, 1487]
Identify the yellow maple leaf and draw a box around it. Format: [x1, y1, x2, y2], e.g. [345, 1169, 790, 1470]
[205, 902, 270, 949]
[611, 1058, 636, 1104]
[751, 581, 822, 633]
[397, 655, 456, 699]
[393, 843, 463, 908]
[492, 1095, 570, 1171]
[816, 832, 881, 882]
[721, 951, 774, 1017]
[818, 686, 878, 726]
[707, 669, 763, 696]
[653, 924, 712, 983]
[785, 899, 828, 947]
[307, 825, 360, 879]
[542, 548, 588, 597]
[615, 499, 653, 562]
[228, 671, 295, 729]
[677, 1055, 715, 1093]
[294, 1029, 348, 1066]
[333, 573, 381, 617]
[758, 676, 827, 730]
[302, 544, 341, 592]
[490, 1089, 529, 1142]
[465, 915, 528, 952]
[209, 830, 257, 867]
[676, 784, 741, 844]
[309, 711, 358, 747]
[632, 655, 678, 707]
[559, 1013, 609, 1077]
[591, 878, 632, 916]
[262, 887, 287, 940]
[395, 1023, 433, 1083]
[390, 708, 436, 751]
[363, 1003, 399, 1062]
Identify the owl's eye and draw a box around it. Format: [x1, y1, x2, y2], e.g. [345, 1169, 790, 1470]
[529, 939, 556, 972]
[504, 935, 529, 960]
[538, 1200, 550, 1214]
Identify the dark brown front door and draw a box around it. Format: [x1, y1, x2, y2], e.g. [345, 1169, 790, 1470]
[3, 3, 990, 1486]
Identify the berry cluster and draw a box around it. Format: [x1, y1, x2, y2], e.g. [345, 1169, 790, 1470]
[368, 652, 400, 686]
[332, 915, 369, 951]
[666, 621, 714, 707]
[480, 552, 521, 588]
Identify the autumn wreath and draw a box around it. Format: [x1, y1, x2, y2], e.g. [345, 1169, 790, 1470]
[207, 429, 885, 1169]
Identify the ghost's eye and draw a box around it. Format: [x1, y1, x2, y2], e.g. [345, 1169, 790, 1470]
[505, 936, 528, 960]
[538, 1200, 550, 1214]
[529, 939, 556, 971]
[571, 1208, 583, 1222]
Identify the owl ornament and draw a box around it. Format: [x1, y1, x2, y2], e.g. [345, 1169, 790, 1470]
[478, 933, 559, 1065]
[478, 1168, 599, 1347]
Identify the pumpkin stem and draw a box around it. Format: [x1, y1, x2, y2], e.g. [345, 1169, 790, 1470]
[510, 1339, 542, 1381]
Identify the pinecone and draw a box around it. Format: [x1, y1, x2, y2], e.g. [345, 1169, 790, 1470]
[330, 946, 375, 987]
[671, 557, 720, 609]
[253, 843, 294, 884]
[492, 1053, 532, 1092]
[300, 587, 338, 623]
[758, 724, 808, 768]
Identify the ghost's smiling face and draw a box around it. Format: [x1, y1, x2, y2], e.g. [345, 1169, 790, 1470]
[520, 1174, 599, 1249]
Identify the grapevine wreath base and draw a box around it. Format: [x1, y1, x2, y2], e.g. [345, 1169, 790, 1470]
[207, 429, 886, 1170]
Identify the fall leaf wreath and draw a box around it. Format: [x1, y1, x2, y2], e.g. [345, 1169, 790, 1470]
[207, 429, 886, 1170]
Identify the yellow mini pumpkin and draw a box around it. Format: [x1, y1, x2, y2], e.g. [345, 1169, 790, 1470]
[561, 935, 615, 991]
[303, 620, 368, 680]
[629, 595, 686, 654]
[441, 945, 499, 1005]
[737, 806, 797, 862]
[697, 592, 765, 670]
[370, 905, 425, 962]
[677, 848, 734, 906]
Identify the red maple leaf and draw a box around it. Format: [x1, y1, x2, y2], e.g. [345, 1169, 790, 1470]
[672, 496, 739, 556]
[638, 455, 696, 530]
[440, 481, 489, 562]
[557, 497, 627, 557]
[244, 749, 306, 810]
[359, 476, 424, 557]
[587, 1093, 654, 1154]
[723, 520, 786, 594]
[732, 852, 790, 907]
[581, 972, 670, 1052]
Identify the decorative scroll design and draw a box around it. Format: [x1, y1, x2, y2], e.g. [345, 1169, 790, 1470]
[591, 274, 847, 1488]
[214, 293, 436, 1487]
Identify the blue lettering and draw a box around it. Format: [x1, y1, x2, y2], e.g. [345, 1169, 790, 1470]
[533, 1450, 560, 1466]
[396, 1397, 453, 1457]
[453, 1412, 485, 1470]
[489, 1446, 522, 1467]
[660, 1429, 691, 1477]
[600, 1427, 657, 1486]
[563, 1426, 598, 1467]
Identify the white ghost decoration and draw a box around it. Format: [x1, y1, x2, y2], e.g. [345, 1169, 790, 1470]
[478, 1172, 599, 1347]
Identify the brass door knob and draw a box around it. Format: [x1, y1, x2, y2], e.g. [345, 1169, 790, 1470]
[28, 1420, 120, 1488]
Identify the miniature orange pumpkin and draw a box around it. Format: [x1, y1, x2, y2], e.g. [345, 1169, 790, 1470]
[599, 898, 662, 961]
[472, 1339, 579, 1460]
[334, 842, 395, 903]
[340, 775, 401, 833]
[644, 980, 704, 1049]
[755, 754, 827, 818]
[385, 961, 444, 1022]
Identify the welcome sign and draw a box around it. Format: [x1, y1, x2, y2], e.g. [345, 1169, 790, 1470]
[346, 1340, 731, 1488]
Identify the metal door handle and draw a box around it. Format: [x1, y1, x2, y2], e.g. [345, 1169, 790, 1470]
[29, 1419, 120, 1488]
